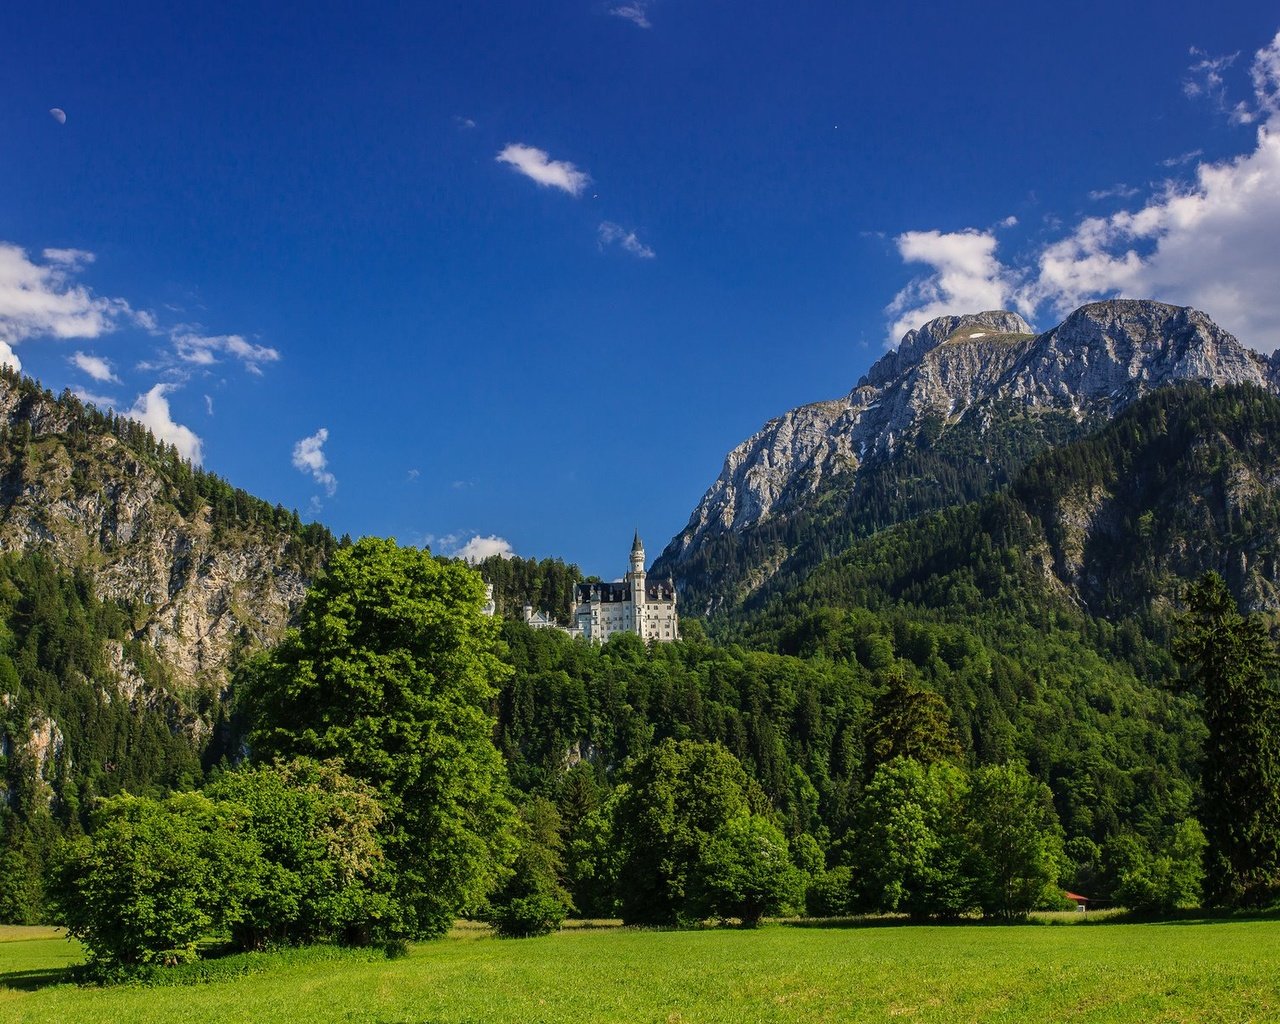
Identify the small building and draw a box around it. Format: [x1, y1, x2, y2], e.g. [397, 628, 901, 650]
[1063, 891, 1089, 913]
[521, 604, 565, 631]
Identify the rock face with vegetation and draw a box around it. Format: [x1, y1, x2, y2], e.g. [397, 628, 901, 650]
[0, 369, 333, 697]
[655, 300, 1279, 612]
[0, 371, 334, 880]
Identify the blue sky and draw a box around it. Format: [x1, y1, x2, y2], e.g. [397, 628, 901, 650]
[2, 2, 1279, 576]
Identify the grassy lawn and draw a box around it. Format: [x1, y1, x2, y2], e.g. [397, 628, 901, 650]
[1, 918, 1277, 1023]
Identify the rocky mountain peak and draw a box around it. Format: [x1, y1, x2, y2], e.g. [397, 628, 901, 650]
[657, 299, 1277, 590]
[861, 310, 1036, 389]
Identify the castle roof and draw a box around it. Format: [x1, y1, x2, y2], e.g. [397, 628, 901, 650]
[632, 530, 644, 553]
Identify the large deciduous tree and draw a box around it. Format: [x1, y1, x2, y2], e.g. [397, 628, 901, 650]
[613, 740, 761, 925]
[852, 757, 970, 918]
[239, 537, 515, 938]
[965, 762, 1064, 919]
[1174, 571, 1280, 908]
[204, 758, 395, 948]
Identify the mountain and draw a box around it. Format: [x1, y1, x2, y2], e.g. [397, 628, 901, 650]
[738, 383, 1280, 638]
[0, 371, 336, 695]
[0, 370, 336, 815]
[654, 300, 1279, 614]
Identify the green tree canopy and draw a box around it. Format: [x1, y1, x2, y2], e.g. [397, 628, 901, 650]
[612, 740, 763, 925]
[203, 758, 395, 948]
[53, 792, 261, 974]
[1173, 571, 1280, 908]
[851, 757, 970, 918]
[693, 814, 804, 925]
[486, 795, 573, 938]
[965, 762, 1064, 919]
[238, 537, 515, 938]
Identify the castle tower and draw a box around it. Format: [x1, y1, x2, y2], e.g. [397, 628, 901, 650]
[630, 530, 646, 635]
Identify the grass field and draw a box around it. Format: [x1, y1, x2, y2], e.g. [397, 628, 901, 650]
[1, 917, 1278, 1023]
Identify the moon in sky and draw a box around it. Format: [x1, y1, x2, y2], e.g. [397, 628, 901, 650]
[49, 108, 66, 125]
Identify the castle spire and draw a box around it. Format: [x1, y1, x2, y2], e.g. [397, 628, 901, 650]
[632, 529, 643, 554]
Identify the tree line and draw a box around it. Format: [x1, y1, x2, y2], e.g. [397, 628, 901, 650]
[13, 534, 1275, 977]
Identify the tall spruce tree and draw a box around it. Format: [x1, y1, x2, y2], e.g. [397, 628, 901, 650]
[1174, 572, 1280, 908]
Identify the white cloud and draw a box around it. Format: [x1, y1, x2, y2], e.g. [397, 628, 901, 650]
[0, 341, 20, 372]
[885, 229, 1024, 344]
[43, 248, 94, 269]
[887, 31, 1280, 352]
[496, 144, 590, 197]
[70, 351, 120, 383]
[204, 394, 214, 416]
[1161, 149, 1204, 167]
[0, 243, 135, 346]
[292, 427, 338, 496]
[611, 2, 653, 28]
[125, 385, 203, 464]
[172, 330, 280, 374]
[453, 535, 516, 563]
[598, 221, 656, 259]
[72, 388, 118, 409]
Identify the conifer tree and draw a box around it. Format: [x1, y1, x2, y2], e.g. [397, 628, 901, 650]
[1174, 572, 1280, 908]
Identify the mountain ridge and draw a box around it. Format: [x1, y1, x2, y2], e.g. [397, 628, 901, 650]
[654, 299, 1278, 611]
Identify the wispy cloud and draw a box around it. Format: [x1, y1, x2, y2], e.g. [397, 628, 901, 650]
[1088, 184, 1141, 201]
[70, 351, 120, 383]
[598, 221, 656, 259]
[292, 427, 338, 497]
[72, 388, 118, 409]
[1183, 46, 1239, 108]
[610, 2, 653, 28]
[171, 330, 280, 374]
[1161, 149, 1204, 168]
[125, 384, 203, 464]
[496, 143, 591, 196]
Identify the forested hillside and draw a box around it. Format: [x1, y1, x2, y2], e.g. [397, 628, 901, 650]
[0, 367, 336, 692]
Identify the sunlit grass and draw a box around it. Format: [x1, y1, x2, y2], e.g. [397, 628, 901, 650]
[0, 917, 1276, 1023]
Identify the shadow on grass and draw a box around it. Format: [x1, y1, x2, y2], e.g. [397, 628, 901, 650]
[0, 965, 76, 992]
[783, 906, 1280, 930]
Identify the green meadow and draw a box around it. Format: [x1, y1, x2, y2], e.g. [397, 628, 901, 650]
[2, 918, 1278, 1024]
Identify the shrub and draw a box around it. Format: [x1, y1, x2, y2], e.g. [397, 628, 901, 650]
[53, 792, 261, 976]
[806, 866, 855, 918]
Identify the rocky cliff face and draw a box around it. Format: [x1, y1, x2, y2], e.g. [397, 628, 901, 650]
[0, 376, 327, 697]
[660, 300, 1272, 571]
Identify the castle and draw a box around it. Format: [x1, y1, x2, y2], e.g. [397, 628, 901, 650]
[492, 533, 679, 644]
[570, 532, 679, 643]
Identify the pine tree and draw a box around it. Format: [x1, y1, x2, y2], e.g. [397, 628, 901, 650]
[1174, 572, 1280, 908]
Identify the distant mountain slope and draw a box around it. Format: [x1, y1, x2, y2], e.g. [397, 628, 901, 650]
[738, 383, 1280, 639]
[655, 300, 1279, 613]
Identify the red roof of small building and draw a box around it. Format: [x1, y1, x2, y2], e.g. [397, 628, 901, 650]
[1063, 892, 1089, 902]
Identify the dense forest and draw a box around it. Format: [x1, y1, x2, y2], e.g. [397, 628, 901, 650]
[4, 380, 1280, 931]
